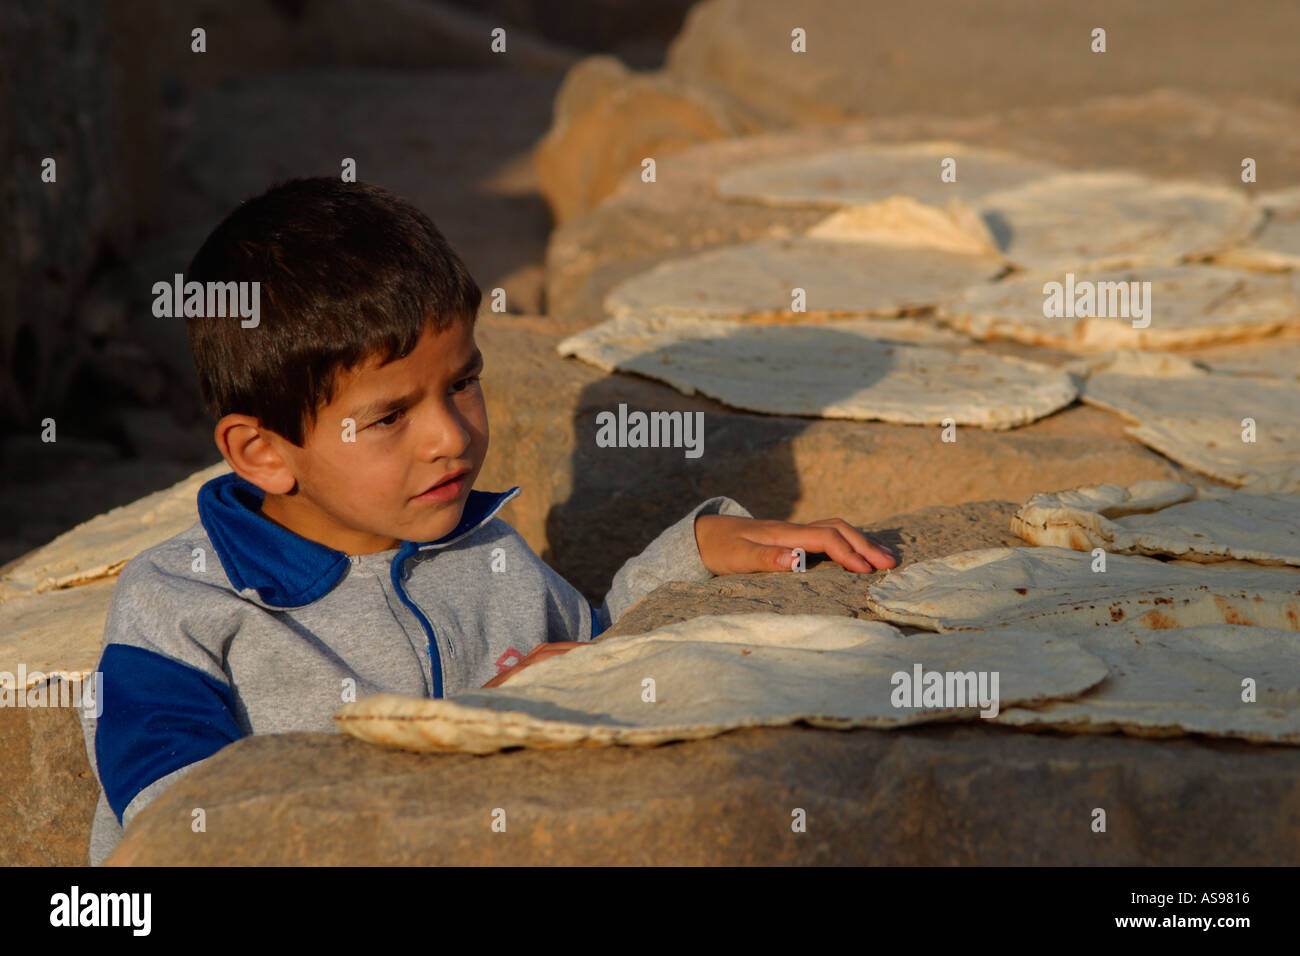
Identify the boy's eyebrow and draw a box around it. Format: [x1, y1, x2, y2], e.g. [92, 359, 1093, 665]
[455, 348, 485, 377]
[347, 349, 484, 422]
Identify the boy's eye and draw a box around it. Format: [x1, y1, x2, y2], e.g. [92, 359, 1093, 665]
[369, 376, 479, 428]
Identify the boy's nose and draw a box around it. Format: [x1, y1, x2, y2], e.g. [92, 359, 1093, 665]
[420, 402, 473, 461]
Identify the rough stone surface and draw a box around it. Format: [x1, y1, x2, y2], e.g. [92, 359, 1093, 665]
[545, 90, 1300, 322]
[104, 723, 1300, 865]
[0, 703, 99, 866]
[0, 578, 115, 690]
[601, 499, 1023, 640]
[533, 54, 761, 224]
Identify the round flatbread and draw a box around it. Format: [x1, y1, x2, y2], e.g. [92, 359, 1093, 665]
[559, 312, 1077, 429]
[864, 546, 1300, 632]
[603, 237, 1005, 320]
[716, 140, 1060, 208]
[1011, 482, 1300, 566]
[936, 265, 1300, 351]
[996, 624, 1300, 744]
[1214, 186, 1300, 271]
[1079, 351, 1300, 490]
[334, 613, 1109, 754]
[974, 171, 1262, 271]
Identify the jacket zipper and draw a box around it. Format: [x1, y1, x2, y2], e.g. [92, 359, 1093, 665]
[372, 489, 520, 696]
[389, 545, 451, 698]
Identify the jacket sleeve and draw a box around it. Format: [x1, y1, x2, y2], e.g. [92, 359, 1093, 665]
[87, 557, 247, 829]
[536, 495, 751, 640]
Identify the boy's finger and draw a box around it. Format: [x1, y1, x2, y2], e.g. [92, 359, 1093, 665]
[806, 518, 897, 567]
[753, 542, 799, 572]
[817, 529, 880, 572]
[760, 525, 886, 571]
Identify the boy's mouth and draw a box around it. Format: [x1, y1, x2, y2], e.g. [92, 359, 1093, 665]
[412, 468, 470, 503]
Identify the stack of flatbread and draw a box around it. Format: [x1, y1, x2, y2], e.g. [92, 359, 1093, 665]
[336, 614, 1109, 753]
[858, 480, 1300, 743]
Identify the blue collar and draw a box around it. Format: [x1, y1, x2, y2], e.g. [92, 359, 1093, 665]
[196, 472, 520, 609]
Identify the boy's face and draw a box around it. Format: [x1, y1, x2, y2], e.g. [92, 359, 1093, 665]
[255, 317, 488, 555]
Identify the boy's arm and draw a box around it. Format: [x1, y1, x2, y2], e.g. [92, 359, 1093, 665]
[591, 495, 753, 634]
[88, 560, 246, 830]
[533, 494, 759, 642]
[94, 643, 245, 826]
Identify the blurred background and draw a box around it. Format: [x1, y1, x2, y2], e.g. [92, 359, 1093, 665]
[3, 0, 1300, 567]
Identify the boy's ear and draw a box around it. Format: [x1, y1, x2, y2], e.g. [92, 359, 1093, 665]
[214, 414, 297, 495]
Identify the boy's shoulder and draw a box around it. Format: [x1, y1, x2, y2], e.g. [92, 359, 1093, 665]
[110, 519, 235, 605]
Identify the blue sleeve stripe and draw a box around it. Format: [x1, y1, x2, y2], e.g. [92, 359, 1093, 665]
[95, 643, 246, 824]
[589, 602, 605, 640]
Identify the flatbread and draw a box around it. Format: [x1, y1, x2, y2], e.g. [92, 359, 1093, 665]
[333, 613, 1109, 754]
[935, 265, 1300, 351]
[1079, 351, 1300, 490]
[974, 172, 1262, 272]
[0, 461, 230, 603]
[715, 140, 1061, 208]
[864, 546, 1300, 632]
[603, 237, 1004, 320]
[1011, 482, 1300, 566]
[1214, 186, 1300, 272]
[995, 624, 1300, 744]
[805, 196, 1001, 257]
[558, 313, 1077, 429]
[1182, 333, 1300, 380]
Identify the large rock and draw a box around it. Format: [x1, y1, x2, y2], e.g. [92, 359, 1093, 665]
[0, 703, 100, 866]
[533, 55, 761, 225]
[545, 89, 1300, 320]
[104, 720, 1300, 865]
[665, 0, 1300, 124]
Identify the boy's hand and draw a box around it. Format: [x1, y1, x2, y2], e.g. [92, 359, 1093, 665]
[481, 642, 585, 688]
[694, 515, 897, 575]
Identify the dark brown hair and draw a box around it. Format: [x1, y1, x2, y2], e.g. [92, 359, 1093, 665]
[185, 177, 480, 446]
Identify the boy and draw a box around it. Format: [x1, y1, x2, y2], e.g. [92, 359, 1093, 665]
[82, 178, 896, 865]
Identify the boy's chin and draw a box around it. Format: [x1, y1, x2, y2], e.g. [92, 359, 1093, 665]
[414, 500, 468, 542]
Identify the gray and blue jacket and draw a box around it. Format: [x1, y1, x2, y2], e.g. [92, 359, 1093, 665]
[81, 470, 751, 864]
